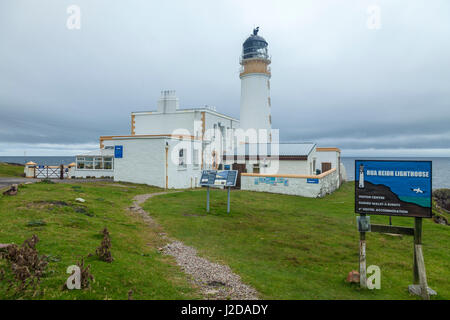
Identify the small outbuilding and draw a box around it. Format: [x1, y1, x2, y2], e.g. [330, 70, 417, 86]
[73, 149, 114, 179]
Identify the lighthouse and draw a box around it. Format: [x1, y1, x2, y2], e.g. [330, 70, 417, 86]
[239, 27, 272, 142]
[359, 164, 365, 189]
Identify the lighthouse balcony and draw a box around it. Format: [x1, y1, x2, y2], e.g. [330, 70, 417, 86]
[239, 64, 271, 77]
[239, 56, 271, 65]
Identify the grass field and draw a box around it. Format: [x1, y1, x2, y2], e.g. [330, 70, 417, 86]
[0, 163, 24, 178]
[143, 183, 450, 300]
[0, 181, 199, 299]
[0, 177, 448, 300]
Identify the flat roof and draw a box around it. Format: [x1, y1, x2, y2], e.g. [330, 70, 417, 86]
[131, 107, 239, 122]
[100, 134, 202, 141]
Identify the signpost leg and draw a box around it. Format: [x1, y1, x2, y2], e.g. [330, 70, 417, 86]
[206, 186, 210, 213]
[413, 217, 421, 285]
[409, 217, 431, 300]
[359, 231, 367, 288]
[227, 187, 230, 213]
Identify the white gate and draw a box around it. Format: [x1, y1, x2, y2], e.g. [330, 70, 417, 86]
[34, 166, 68, 179]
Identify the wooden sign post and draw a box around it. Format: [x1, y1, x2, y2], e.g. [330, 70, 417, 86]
[355, 160, 435, 299]
[358, 220, 434, 299]
[359, 228, 367, 289]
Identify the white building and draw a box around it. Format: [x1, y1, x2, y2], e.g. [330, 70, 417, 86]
[72, 148, 114, 179]
[72, 28, 346, 196]
[102, 135, 202, 189]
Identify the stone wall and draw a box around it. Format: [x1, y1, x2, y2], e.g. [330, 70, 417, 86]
[241, 168, 339, 198]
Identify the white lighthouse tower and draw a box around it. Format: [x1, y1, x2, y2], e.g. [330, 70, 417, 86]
[359, 164, 365, 189]
[239, 27, 272, 142]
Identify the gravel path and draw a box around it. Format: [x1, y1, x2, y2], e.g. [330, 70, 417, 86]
[129, 192, 259, 300]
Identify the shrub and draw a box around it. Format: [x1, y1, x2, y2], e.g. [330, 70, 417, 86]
[95, 227, 114, 263]
[39, 178, 55, 184]
[0, 235, 48, 292]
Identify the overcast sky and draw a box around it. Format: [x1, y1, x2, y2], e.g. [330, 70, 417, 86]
[1, 0, 449, 157]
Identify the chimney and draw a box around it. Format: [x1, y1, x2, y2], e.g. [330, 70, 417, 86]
[157, 90, 179, 113]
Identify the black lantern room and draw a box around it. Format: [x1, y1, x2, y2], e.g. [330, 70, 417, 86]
[242, 27, 269, 60]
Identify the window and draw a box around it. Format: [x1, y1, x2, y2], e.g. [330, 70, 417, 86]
[179, 149, 186, 168]
[253, 164, 260, 174]
[77, 157, 85, 169]
[193, 150, 199, 169]
[94, 157, 103, 169]
[85, 157, 93, 169]
[104, 157, 113, 169]
[76, 156, 113, 170]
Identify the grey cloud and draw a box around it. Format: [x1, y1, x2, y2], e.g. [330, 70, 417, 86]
[0, 0, 449, 155]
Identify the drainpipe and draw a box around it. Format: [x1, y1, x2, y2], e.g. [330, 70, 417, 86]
[165, 141, 169, 189]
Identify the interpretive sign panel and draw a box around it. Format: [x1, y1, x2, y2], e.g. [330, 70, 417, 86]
[200, 170, 238, 187]
[355, 160, 432, 218]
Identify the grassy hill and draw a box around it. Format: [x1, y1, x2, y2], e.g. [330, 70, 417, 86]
[0, 162, 24, 178]
[0, 181, 199, 299]
[143, 183, 450, 300]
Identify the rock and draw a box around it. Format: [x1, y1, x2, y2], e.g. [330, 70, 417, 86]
[433, 215, 448, 226]
[205, 289, 219, 295]
[0, 244, 12, 249]
[346, 270, 360, 283]
[2, 184, 18, 196]
[75, 198, 86, 203]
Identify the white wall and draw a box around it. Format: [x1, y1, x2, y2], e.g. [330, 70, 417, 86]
[316, 150, 347, 184]
[134, 112, 195, 136]
[166, 139, 202, 189]
[109, 137, 202, 189]
[277, 160, 311, 175]
[240, 73, 271, 134]
[241, 169, 339, 198]
[113, 138, 166, 188]
[316, 151, 339, 171]
[73, 169, 114, 179]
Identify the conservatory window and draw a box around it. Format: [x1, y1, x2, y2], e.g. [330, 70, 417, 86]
[76, 156, 113, 170]
[104, 157, 113, 169]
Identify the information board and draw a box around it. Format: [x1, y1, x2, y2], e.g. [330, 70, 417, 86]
[355, 160, 432, 218]
[200, 170, 238, 187]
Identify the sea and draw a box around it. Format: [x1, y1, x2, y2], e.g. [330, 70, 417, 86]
[1, 156, 449, 189]
[341, 157, 450, 189]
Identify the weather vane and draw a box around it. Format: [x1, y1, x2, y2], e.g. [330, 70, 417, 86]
[253, 26, 259, 36]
